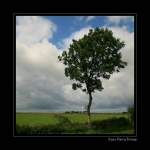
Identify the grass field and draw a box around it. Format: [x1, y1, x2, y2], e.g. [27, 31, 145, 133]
[16, 112, 134, 135]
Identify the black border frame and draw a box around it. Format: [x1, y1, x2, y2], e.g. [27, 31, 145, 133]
[10, 12, 140, 143]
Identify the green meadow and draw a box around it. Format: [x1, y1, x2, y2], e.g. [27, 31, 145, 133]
[16, 112, 134, 135]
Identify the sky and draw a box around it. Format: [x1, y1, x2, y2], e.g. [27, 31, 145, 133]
[16, 15, 134, 112]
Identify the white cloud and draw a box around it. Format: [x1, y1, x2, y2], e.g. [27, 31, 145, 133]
[109, 27, 134, 64]
[61, 26, 92, 50]
[16, 16, 56, 45]
[75, 16, 96, 22]
[16, 16, 66, 111]
[106, 16, 134, 25]
[85, 16, 95, 22]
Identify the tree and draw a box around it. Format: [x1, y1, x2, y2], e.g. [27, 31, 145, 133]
[58, 28, 127, 125]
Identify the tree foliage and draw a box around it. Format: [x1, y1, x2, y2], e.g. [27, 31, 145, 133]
[58, 27, 127, 94]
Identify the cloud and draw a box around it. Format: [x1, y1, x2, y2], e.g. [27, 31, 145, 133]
[62, 84, 88, 104]
[60, 26, 92, 50]
[16, 16, 67, 112]
[106, 16, 134, 25]
[16, 16, 56, 45]
[16, 16, 134, 112]
[75, 16, 96, 22]
[85, 16, 95, 22]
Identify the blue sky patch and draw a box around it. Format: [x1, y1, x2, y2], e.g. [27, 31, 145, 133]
[43, 16, 134, 48]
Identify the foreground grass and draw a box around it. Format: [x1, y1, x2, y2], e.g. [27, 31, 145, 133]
[16, 112, 133, 135]
[16, 112, 128, 126]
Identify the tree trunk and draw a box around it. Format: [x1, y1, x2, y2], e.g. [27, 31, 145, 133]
[87, 92, 92, 126]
